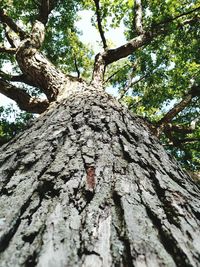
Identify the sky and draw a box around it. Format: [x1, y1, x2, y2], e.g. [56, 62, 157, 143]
[0, 10, 126, 107]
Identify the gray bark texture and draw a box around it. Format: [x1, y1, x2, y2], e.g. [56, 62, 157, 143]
[0, 84, 200, 267]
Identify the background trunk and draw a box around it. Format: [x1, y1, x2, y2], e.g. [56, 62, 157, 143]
[0, 84, 200, 267]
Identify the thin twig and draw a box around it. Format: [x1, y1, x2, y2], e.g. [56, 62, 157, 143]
[153, 5, 200, 28]
[74, 56, 80, 78]
[103, 63, 132, 84]
[118, 70, 150, 100]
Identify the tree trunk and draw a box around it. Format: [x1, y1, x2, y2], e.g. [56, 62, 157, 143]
[0, 84, 200, 267]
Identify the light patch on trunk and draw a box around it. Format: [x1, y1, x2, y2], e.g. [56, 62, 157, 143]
[37, 203, 68, 267]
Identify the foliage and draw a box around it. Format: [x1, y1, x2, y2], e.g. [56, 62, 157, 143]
[0, 105, 34, 145]
[106, 0, 200, 171]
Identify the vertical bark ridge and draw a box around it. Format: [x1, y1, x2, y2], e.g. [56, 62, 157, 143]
[0, 85, 200, 266]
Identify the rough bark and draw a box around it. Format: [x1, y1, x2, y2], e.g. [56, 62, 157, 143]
[15, 21, 68, 102]
[134, 0, 144, 35]
[0, 83, 200, 267]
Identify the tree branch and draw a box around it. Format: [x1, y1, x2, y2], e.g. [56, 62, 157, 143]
[0, 44, 16, 54]
[74, 56, 80, 78]
[178, 138, 200, 144]
[3, 23, 16, 47]
[0, 9, 26, 40]
[91, 31, 156, 84]
[103, 31, 154, 65]
[0, 79, 49, 113]
[164, 123, 195, 134]
[92, 6, 199, 85]
[134, 0, 144, 35]
[153, 6, 200, 28]
[103, 63, 132, 84]
[37, 0, 57, 25]
[29, 20, 45, 49]
[101, 6, 199, 66]
[15, 20, 67, 101]
[155, 92, 196, 137]
[0, 69, 41, 89]
[93, 0, 107, 49]
[118, 73, 147, 100]
[91, 53, 105, 87]
[10, 74, 37, 87]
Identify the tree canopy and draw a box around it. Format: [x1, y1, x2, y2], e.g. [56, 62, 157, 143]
[0, 0, 199, 173]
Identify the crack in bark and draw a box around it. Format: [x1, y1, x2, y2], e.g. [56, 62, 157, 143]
[112, 191, 134, 267]
[22, 231, 39, 244]
[24, 251, 37, 267]
[132, 163, 195, 266]
[145, 205, 193, 267]
[22, 219, 47, 267]
[118, 136, 135, 163]
[0, 159, 20, 196]
[149, 171, 182, 228]
[0, 129, 68, 253]
[0, 193, 34, 253]
[37, 180, 60, 199]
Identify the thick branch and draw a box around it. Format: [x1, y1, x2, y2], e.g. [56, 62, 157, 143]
[158, 84, 200, 128]
[134, 0, 144, 34]
[29, 20, 45, 49]
[92, 6, 199, 85]
[10, 74, 35, 86]
[3, 23, 17, 47]
[101, 6, 199, 66]
[0, 44, 16, 54]
[155, 93, 194, 137]
[164, 124, 195, 134]
[16, 21, 67, 101]
[93, 0, 107, 49]
[0, 79, 49, 113]
[0, 9, 26, 40]
[103, 31, 157, 65]
[0, 70, 40, 89]
[37, 0, 57, 25]
[91, 53, 105, 87]
[178, 138, 200, 144]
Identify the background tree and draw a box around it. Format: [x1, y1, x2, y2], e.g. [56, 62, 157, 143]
[0, 1, 200, 266]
